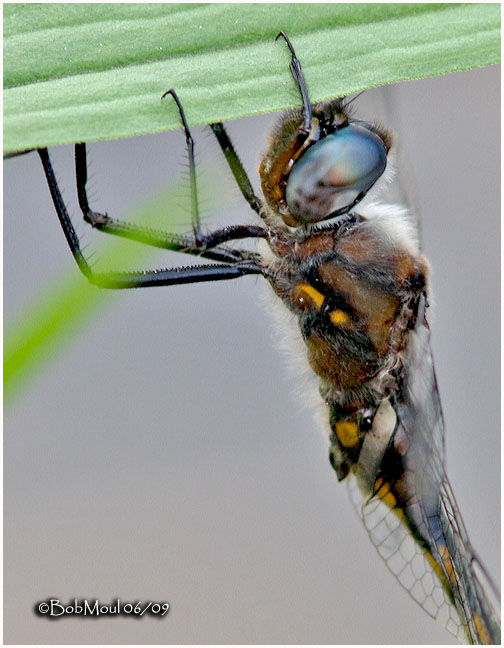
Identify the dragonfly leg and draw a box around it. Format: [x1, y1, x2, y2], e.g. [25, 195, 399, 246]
[39, 147, 264, 289]
[209, 122, 263, 216]
[75, 100, 268, 260]
[275, 31, 312, 133]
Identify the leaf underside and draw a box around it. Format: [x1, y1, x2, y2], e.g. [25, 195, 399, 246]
[4, 3, 500, 152]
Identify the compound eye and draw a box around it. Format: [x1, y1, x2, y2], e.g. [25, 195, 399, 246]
[285, 124, 387, 223]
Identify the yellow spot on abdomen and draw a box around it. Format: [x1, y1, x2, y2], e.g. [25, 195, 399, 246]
[424, 544, 461, 607]
[335, 420, 360, 448]
[374, 478, 404, 521]
[473, 611, 492, 644]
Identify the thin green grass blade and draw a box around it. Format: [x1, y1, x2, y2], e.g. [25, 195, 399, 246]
[4, 171, 227, 406]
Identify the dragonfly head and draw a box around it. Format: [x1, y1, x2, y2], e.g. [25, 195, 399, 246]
[260, 98, 392, 227]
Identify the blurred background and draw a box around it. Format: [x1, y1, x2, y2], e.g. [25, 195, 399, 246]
[4, 64, 500, 644]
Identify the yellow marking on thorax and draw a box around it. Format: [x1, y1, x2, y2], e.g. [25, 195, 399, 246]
[335, 420, 360, 448]
[330, 309, 350, 326]
[295, 282, 325, 309]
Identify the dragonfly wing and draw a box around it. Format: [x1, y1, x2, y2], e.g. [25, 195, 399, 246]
[348, 474, 466, 641]
[350, 295, 500, 644]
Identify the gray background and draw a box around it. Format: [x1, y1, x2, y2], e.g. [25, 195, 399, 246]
[4, 65, 500, 644]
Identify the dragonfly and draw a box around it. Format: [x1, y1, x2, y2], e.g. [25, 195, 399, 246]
[29, 33, 499, 644]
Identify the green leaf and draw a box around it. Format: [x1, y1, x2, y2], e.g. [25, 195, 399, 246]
[4, 3, 500, 152]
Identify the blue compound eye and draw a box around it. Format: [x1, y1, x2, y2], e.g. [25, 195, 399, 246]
[285, 124, 387, 223]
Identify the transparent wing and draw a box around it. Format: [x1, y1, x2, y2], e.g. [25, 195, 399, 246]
[348, 474, 467, 640]
[350, 295, 500, 644]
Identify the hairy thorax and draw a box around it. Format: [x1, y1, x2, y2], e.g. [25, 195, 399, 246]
[267, 213, 429, 405]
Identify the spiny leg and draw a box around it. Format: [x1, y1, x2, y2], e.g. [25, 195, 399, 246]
[210, 32, 312, 219]
[75, 143, 265, 263]
[160, 89, 269, 249]
[75, 87, 204, 247]
[74, 97, 268, 259]
[39, 147, 264, 289]
[276, 31, 312, 134]
[275, 33, 364, 220]
[210, 33, 311, 217]
[41, 148, 92, 279]
[209, 122, 263, 216]
[161, 88, 202, 245]
[75, 143, 261, 265]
